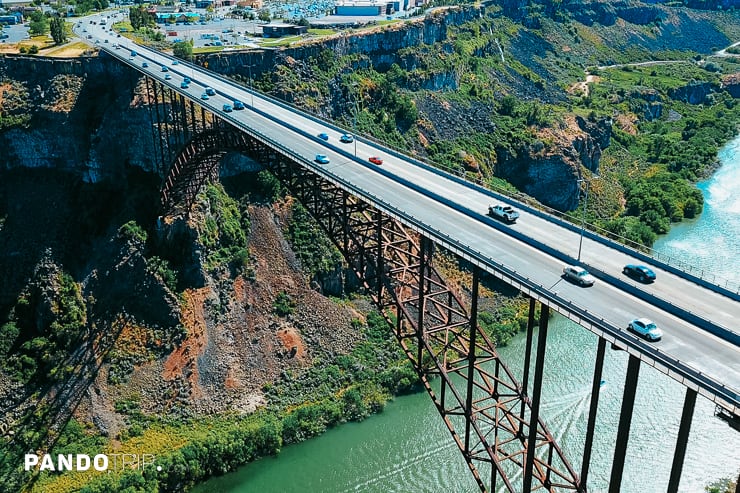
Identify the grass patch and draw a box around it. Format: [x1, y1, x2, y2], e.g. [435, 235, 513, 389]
[193, 45, 224, 54]
[308, 28, 336, 36]
[259, 35, 302, 47]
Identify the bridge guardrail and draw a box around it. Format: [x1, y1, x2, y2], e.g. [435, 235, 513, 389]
[214, 105, 739, 414]
[187, 61, 740, 299]
[209, 83, 739, 348]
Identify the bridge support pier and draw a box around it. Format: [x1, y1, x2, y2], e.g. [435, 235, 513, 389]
[524, 303, 550, 491]
[609, 354, 641, 492]
[581, 337, 606, 491]
[667, 387, 697, 493]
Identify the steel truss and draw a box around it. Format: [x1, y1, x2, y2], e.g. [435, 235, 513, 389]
[160, 127, 582, 492]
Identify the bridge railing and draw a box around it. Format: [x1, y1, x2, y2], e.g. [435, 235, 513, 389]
[201, 65, 740, 351]
[185, 61, 739, 297]
[214, 105, 739, 414]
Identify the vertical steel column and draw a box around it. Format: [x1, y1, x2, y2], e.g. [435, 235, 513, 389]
[416, 237, 429, 367]
[519, 297, 537, 427]
[667, 387, 697, 493]
[376, 214, 384, 300]
[523, 303, 550, 491]
[464, 267, 479, 456]
[162, 88, 174, 164]
[609, 354, 641, 492]
[581, 337, 607, 491]
[145, 77, 160, 175]
[151, 80, 167, 175]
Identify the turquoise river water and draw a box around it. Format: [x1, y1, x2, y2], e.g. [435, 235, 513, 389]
[194, 135, 740, 493]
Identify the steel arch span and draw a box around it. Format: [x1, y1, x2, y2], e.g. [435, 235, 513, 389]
[158, 128, 582, 492]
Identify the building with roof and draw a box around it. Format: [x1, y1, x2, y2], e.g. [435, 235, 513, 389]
[261, 22, 307, 38]
[0, 0, 32, 8]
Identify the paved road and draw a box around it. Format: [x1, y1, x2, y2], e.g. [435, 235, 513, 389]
[75, 15, 740, 413]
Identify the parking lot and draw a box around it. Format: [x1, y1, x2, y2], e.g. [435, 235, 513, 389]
[0, 23, 30, 44]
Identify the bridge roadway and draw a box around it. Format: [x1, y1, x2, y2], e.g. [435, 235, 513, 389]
[76, 19, 740, 414]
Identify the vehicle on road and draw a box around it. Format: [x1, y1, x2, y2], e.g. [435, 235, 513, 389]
[200, 92, 209, 100]
[130, 50, 137, 57]
[318, 132, 329, 141]
[164, 74, 172, 80]
[205, 87, 216, 96]
[161, 65, 168, 72]
[172, 60, 179, 65]
[232, 100, 245, 110]
[562, 265, 596, 286]
[142, 62, 148, 68]
[628, 318, 663, 341]
[340, 133, 354, 143]
[315, 154, 330, 164]
[181, 81, 189, 89]
[222, 104, 233, 112]
[183, 77, 191, 84]
[488, 204, 520, 224]
[369, 156, 383, 165]
[623, 264, 656, 283]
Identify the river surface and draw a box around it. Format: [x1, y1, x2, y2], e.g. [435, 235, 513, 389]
[194, 136, 740, 493]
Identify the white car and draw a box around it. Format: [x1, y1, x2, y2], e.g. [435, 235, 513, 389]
[562, 265, 596, 286]
[628, 318, 663, 342]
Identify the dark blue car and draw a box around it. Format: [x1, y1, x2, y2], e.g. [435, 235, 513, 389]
[623, 264, 656, 283]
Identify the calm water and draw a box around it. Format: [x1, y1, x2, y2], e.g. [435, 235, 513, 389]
[194, 136, 740, 493]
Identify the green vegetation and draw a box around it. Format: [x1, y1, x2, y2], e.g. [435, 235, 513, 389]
[173, 39, 193, 61]
[196, 183, 251, 274]
[2, 270, 87, 384]
[118, 220, 148, 244]
[273, 290, 294, 316]
[286, 202, 343, 279]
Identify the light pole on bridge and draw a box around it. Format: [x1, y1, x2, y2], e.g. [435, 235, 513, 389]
[576, 173, 599, 263]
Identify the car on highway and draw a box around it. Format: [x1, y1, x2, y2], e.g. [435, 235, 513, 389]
[340, 133, 354, 143]
[315, 154, 330, 164]
[172, 59, 179, 65]
[87, 34, 93, 39]
[562, 265, 596, 287]
[318, 132, 329, 141]
[623, 264, 656, 283]
[130, 50, 137, 57]
[183, 77, 191, 84]
[232, 100, 245, 110]
[200, 92, 209, 100]
[369, 156, 383, 165]
[161, 65, 168, 72]
[222, 104, 233, 112]
[180, 81, 189, 89]
[142, 62, 148, 68]
[627, 318, 663, 341]
[205, 87, 216, 96]
[164, 74, 172, 80]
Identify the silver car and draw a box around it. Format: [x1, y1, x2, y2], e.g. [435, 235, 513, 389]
[628, 318, 663, 341]
[562, 265, 596, 286]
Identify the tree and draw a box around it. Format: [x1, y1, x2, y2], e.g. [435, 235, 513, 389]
[50, 16, 67, 45]
[173, 39, 193, 60]
[28, 10, 48, 37]
[258, 9, 271, 22]
[498, 95, 518, 116]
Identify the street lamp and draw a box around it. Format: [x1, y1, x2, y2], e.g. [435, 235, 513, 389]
[577, 174, 599, 263]
[350, 82, 359, 157]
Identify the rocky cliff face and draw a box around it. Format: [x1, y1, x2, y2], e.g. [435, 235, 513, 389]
[0, 54, 159, 181]
[198, 6, 480, 84]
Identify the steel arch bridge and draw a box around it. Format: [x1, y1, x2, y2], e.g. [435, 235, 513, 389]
[160, 126, 583, 492]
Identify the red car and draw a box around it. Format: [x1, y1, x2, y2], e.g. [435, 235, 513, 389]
[369, 156, 383, 165]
